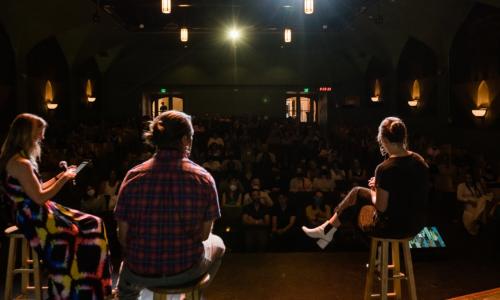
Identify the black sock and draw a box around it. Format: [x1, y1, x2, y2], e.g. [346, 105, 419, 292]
[324, 223, 333, 233]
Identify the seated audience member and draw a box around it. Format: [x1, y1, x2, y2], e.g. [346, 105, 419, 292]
[99, 169, 120, 210]
[305, 191, 332, 227]
[330, 161, 346, 183]
[255, 143, 277, 188]
[312, 166, 336, 192]
[81, 185, 106, 214]
[115, 111, 225, 299]
[242, 189, 271, 252]
[347, 158, 368, 186]
[457, 171, 494, 235]
[289, 168, 313, 192]
[207, 131, 224, 148]
[271, 193, 297, 251]
[243, 177, 273, 207]
[302, 117, 429, 249]
[220, 179, 244, 229]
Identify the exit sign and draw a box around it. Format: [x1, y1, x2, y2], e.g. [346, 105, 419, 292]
[319, 87, 332, 92]
[303, 88, 309, 93]
[160, 88, 167, 93]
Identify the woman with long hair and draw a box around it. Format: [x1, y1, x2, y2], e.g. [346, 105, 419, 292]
[302, 117, 429, 249]
[0, 113, 112, 299]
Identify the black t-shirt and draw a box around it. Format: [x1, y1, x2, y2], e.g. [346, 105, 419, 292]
[243, 203, 270, 224]
[374, 152, 429, 238]
[271, 204, 296, 229]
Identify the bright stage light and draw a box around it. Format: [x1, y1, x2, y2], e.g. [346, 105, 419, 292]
[227, 28, 241, 41]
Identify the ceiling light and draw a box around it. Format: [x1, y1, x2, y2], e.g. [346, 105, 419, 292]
[178, 4, 191, 7]
[304, 0, 314, 14]
[227, 28, 241, 41]
[284, 28, 292, 43]
[180, 27, 188, 42]
[161, 0, 172, 14]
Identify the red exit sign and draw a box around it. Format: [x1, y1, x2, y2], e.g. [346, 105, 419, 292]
[319, 87, 332, 92]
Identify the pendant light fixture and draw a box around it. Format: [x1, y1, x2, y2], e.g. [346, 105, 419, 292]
[162, 0, 172, 14]
[180, 27, 188, 42]
[284, 28, 292, 43]
[304, 0, 314, 14]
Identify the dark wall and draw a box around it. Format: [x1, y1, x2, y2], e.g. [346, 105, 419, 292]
[26, 37, 69, 118]
[450, 3, 500, 128]
[0, 24, 16, 130]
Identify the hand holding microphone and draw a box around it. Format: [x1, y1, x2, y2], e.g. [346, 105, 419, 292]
[59, 160, 77, 185]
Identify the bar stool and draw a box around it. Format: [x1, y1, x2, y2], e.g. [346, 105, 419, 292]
[149, 273, 210, 300]
[363, 236, 417, 300]
[4, 225, 47, 300]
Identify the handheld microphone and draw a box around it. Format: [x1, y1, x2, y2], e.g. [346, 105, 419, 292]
[58, 161, 76, 185]
[59, 161, 68, 170]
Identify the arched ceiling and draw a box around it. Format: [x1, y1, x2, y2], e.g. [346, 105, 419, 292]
[0, 0, 490, 86]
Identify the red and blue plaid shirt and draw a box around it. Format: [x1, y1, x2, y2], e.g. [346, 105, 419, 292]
[115, 149, 220, 275]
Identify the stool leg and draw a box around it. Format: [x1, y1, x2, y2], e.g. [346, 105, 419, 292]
[4, 237, 18, 300]
[380, 240, 389, 300]
[391, 242, 401, 300]
[21, 238, 30, 294]
[192, 289, 201, 300]
[402, 242, 417, 300]
[364, 239, 378, 300]
[32, 249, 43, 300]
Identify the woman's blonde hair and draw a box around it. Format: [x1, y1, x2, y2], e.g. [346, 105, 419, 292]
[0, 113, 47, 174]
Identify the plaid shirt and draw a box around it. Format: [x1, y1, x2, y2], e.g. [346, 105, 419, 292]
[115, 149, 220, 275]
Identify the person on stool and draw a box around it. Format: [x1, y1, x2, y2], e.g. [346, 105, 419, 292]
[115, 111, 225, 299]
[302, 117, 429, 248]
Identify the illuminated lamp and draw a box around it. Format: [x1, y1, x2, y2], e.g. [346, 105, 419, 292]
[180, 27, 188, 42]
[471, 107, 487, 118]
[304, 0, 314, 14]
[284, 28, 292, 43]
[161, 0, 171, 14]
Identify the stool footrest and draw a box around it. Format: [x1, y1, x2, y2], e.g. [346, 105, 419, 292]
[371, 292, 398, 298]
[25, 286, 49, 291]
[13, 269, 36, 274]
[375, 270, 406, 281]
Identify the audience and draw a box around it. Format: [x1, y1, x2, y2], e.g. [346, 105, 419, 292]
[6, 114, 497, 253]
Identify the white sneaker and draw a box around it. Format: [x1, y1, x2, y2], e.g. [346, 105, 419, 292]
[316, 238, 330, 249]
[302, 222, 336, 241]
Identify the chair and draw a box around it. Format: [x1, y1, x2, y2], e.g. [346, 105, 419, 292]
[4, 225, 47, 300]
[364, 237, 417, 300]
[149, 273, 210, 300]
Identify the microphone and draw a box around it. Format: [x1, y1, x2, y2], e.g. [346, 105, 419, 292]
[59, 161, 68, 170]
[58, 161, 76, 186]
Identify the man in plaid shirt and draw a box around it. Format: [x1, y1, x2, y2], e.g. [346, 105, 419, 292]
[115, 111, 225, 299]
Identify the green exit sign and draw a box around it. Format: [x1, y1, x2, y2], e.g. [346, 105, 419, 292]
[160, 88, 167, 93]
[303, 88, 309, 93]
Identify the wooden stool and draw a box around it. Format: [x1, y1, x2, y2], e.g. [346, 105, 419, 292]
[364, 237, 417, 300]
[149, 273, 210, 300]
[4, 225, 47, 300]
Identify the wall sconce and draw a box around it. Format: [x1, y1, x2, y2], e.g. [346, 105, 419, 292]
[304, 0, 314, 14]
[408, 99, 419, 107]
[86, 79, 96, 103]
[371, 79, 381, 102]
[471, 107, 487, 118]
[44, 80, 57, 110]
[409, 79, 420, 107]
[46, 102, 58, 110]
